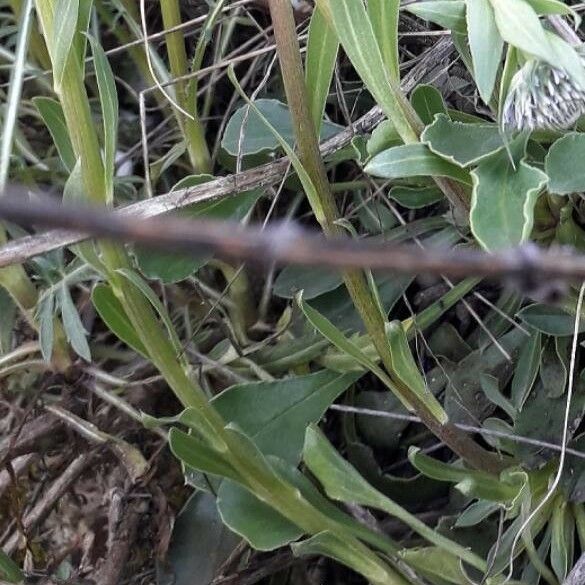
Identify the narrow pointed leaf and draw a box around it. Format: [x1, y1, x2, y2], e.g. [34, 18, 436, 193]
[467, 0, 503, 103]
[305, 7, 338, 132]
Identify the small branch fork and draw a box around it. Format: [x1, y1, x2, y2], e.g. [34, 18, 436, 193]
[0, 194, 582, 288]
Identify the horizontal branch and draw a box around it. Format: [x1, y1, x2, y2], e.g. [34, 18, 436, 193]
[0, 38, 455, 267]
[0, 195, 582, 289]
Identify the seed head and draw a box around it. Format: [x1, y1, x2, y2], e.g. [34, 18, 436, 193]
[502, 48, 585, 132]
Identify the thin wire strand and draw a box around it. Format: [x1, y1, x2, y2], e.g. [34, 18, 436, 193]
[504, 280, 585, 583]
[328, 404, 585, 461]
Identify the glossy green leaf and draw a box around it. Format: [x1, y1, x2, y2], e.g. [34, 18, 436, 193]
[467, 0, 503, 104]
[33, 97, 75, 171]
[470, 149, 547, 251]
[404, 1, 467, 34]
[87, 34, 118, 204]
[387, 321, 448, 423]
[221, 99, 341, 156]
[58, 283, 90, 361]
[211, 370, 360, 465]
[91, 283, 148, 357]
[305, 7, 338, 132]
[368, 0, 400, 80]
[422, 114, 504, 167]
[518, 304, 585, 336]
[0, 549, 23, 583]
[545, 133, 585, 195]
[51, 0, 79, 88]
[303, 426, 486, 570]
[365, 143, 472, 185]
[410, 84, 447, 126]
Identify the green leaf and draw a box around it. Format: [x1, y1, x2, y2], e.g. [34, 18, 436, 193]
[211, 370, 360, 465]
[221, 99, 341, 156]
[545, 133, 585, 195]
[526, 0, 581, 29]
[470, 149, 547, 251]
[511, 330, 541, 408]
[410, 84, 447, 126]
[365, 143, 472, 185]
[58, 284, 90, 361]
[305, 7, 338, 132]
[33, 97, 76, 171]
[87, 34, 118, 204]
[399, 548, 473, 585]
[551, 498, 574, 581]
[0, 549, 23, 583]
[36, 292, 55, 362]
[136, 177, 261, 283]
[467, 0, 503, 103]
[116, 268, 182, 354]
[368, 0, 400, 80]
[389, 185, 443, 209]
[157, 491, 240, 585]
[404, 1, 467, 33]
[217, 480, 303, 551]
[292, 531, 393, 585]
[479, 373, 517, 419]
[91, 283, 148, 357]
[303, 426, 486, 570]
[455, 500, 500, 528]
[168, 428, 240, 482]
[422, 114, 505, 167]
[273, 265, 342, 300]
[518, 304, 585, 336]
[51, 0, 79, 89]
[366, 120, 400, 157]
[298, 294, 405, 404]
[544, 29, 585, 91]
[489, 0, 552, 60]
[317, 0, 419, 143]
[408, 447, 521, 503]
[387, 321, 448, 423]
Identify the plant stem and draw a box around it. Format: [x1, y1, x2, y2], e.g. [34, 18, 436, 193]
[268, 0, 503, 474]
[32, 7, 415, 582]
[159, 0, 212, 174]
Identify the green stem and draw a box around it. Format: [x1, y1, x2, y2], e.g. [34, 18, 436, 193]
[32, 6, 414, 583]
[267, 0, 502, 475]
[159, 0, 212, 174]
